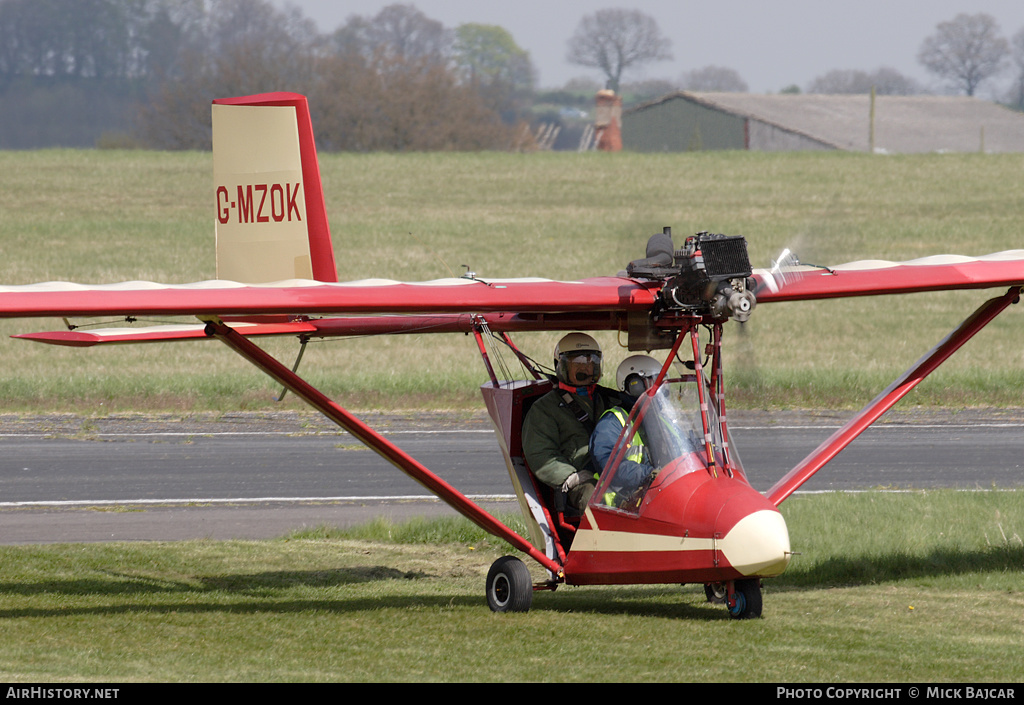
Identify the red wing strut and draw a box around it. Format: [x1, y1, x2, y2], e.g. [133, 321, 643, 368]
[750, 252, 1024, 503]
[765, 286, 1021, 505]
[203, 317, 563, 575]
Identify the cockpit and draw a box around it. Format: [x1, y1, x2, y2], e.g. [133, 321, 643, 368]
[591, 364, 742, 514]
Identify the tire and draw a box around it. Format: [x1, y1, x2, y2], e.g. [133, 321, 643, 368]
[728, 578, 763, 619]
[704, 582, 726, 605]
[486, 556, 533, 613]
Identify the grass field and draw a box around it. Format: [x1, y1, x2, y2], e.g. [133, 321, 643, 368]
[0, 491, 1021, 682]
[0, 149, 1021, 412]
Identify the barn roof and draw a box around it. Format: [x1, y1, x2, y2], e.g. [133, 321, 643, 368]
[630, 92, 1024, 153]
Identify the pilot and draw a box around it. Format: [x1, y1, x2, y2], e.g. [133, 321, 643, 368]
[590, 355, 661, 504]
[521, 333, 625, 512]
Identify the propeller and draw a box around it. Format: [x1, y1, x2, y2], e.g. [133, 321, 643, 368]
[729, 246, 804, 403]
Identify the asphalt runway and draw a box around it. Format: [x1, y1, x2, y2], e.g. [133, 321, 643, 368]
[0, 409, 1020, 543]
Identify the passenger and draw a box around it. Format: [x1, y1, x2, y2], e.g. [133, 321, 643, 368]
[521, 333, 625, 512]
[590, 355, 661, 505]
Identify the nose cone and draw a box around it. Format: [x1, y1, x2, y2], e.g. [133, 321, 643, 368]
[717, 508, 792, 577]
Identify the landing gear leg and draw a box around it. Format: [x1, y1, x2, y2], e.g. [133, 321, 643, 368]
[486, 556, 533, 613]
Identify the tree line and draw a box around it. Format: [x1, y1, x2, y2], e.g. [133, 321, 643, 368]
[0, 2, 1022, 150]
[0, 0, 537, 149]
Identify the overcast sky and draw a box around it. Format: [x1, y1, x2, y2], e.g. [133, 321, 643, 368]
[275, 1, 1023, 97]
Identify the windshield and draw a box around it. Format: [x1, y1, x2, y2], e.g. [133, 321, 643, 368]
[591, 372, 734, 514]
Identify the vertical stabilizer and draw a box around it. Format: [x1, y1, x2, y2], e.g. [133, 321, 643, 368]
[212, 92, 337, 283]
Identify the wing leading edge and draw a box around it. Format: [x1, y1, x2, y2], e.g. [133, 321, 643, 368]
[4, 250, 1023, 322]
[0, 276, 659, 321]
[753, 250, 1024, 302]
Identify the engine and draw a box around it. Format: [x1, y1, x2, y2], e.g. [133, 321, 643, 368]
[627, 228, 756, 323]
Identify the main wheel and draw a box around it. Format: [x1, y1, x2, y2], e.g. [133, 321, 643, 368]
[728, 578, 763, 619]
[486, 556, 533, 613]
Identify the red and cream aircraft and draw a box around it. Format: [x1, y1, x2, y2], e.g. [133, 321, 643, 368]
[4, 93, 1023, 618]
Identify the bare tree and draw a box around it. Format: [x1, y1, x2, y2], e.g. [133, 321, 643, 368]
[565, 8, 671, 94]
[807, 67, 922, 95]
[310, 51, 516, 152]
[332, 3, 451, 65]
[137, 0, 321, 149]
[680, 65, 748, 93]
[918, 12, 1009, 96]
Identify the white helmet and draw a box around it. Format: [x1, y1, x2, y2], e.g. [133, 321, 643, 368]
[553, 333, 602, 386]
[616, 355, 661, 397]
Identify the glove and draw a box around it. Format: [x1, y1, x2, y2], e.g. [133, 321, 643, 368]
[561, 470, 592, 494]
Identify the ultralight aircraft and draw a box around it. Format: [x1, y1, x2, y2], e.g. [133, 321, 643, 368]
[4, 93, 1023, 618]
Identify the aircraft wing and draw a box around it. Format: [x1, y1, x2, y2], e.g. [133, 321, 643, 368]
[10, 251, 1024, 345]
[752, 250, 1024, 302]
[6, 251, 1023, 322]
[0, 276, 656, 318]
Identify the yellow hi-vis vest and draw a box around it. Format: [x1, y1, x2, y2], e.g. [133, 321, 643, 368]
[599, 407, 645, 505]
[602, 407, 645, 461]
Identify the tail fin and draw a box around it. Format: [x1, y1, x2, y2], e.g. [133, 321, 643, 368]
[212, 92, 338, 283]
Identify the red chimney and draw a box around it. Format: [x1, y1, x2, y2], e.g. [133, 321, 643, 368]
[594, 89, 622, 151]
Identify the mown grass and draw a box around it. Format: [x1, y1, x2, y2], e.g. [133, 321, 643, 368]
[0, 490, 1020, 682]
[0, 149, 1022, 412]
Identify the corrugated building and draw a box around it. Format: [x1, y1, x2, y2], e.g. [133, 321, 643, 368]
[622, 92, 1024, 153]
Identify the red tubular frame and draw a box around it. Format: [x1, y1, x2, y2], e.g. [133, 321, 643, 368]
[766, 286, 1021, 505]
[710, 323, 739, 477]
[471, 324, 500, 387]
[202, 317, 563, 575]
[689, 328, 719, 478]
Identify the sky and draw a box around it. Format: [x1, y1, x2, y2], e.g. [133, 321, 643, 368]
[275, 0, 1024, 97]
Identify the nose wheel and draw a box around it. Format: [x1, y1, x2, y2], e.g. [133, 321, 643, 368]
[727, 579, 762, 619]
[706, 579, 762, 619]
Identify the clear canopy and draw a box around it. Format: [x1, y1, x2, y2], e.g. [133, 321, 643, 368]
[592, 368, 742, 513]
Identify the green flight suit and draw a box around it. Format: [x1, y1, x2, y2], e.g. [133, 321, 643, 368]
[521, 385, 618, 510]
